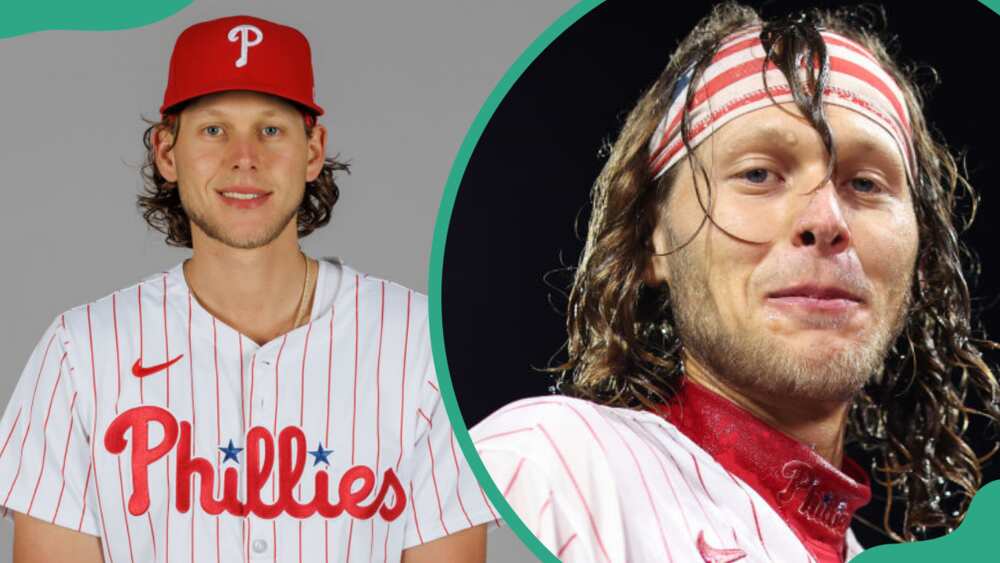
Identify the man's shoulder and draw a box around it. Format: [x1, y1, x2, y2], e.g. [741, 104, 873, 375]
[55, 264, 181, 334]
[324, 258, 428, 312]
[471, 394, 690, 462]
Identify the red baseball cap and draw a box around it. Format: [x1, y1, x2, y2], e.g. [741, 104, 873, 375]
[160, 15, 324, 117]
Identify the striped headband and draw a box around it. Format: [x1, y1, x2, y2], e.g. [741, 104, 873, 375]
[648, 26, 916, 183]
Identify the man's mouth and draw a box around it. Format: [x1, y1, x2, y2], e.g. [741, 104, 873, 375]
[221, 191, 265, 200]
[217, 187, 272, 208]
[765, 284, 865, 316]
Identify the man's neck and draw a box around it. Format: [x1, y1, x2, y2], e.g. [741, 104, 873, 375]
[681, 351, 851, 468]
[184, 224, 313, 346]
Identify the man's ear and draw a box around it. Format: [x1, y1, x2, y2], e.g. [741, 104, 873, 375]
[305, 123, 328, 182]
[643, 225, 672, 288]
[154, 123, 179, 184]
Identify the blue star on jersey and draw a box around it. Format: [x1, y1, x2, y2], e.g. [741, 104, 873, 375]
[219, 439, 243, 464]
[308, 441, 334, 466]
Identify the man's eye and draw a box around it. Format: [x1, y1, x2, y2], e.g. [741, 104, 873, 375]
[204, 126, 223, 136]
[742, 168, 773, 183]
[849, 177, 881, 194]
[262, 126, 281, 136]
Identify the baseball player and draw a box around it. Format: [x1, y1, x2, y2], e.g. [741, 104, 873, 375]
[471, 3, 999, 562]
[0, 15, 495, 563]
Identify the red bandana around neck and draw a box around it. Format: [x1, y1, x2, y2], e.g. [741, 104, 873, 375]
[657, 379, 872, 563]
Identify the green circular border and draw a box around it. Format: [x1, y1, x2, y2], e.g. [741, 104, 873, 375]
[428, 1, 1000, 562]
[427, 1, 603, 560]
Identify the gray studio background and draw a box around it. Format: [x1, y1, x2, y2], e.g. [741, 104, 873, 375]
[0, 1, 574, 560]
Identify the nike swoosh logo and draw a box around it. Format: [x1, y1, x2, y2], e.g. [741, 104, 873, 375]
[696, 530, 746, 563]
[131, 355, 184, 378]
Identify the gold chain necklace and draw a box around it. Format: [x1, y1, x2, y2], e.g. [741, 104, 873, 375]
[184, 252, 315, 334]
[291, 253, 315, 330]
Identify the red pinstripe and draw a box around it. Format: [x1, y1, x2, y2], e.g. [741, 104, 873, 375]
[346, 519, 355, 562]
[112, 293, 122, 413]
[425, 434, 449, 535]
[27, 353, 67, 513]
[426, 380, 438, 393]
[351, 274, 359, 465]
[408, 481, 424, 544]
[0, 407, 22, 460]
[492, 398, 574, 417]
[474, 427, 533, 444]
[395, 290, 411, 471]
[76, 461, 92, 532]
[346, 277, 358, 560]
[299, 318, 314, 563]
[247, 350, 257, 563]
[114, 457, 138, 563]
[502, 457, 526, 497]
[249, 359, 257, 435]
[557, 533, 578, 558]
[212, 318, 221, 563]
[273, 333, 288, 563]
[448, 434, 473, 526]
[600, 413, 673, 562]
[374, 282, 385, 475]
[110, 290, 139, 563]
[2, 331, 56, 513]
[478, 484, 498, 521]
[325, 307, 335, 563]
[636, 422, 721, 541]
[188, 292, 196, 563]
[87, 304, 115, 563]
[691, 454, 717, 504]
[537, 423, 612, 562]
[162, 274, 171, 563]
[629, 423, 695, 540]
[138, 284, 144, 404]
[382, 519, 390, 563]
[726, 472, 770, 558]
[537, 497, 552, 523]
[416, 409, 432, 427]
[51, 394, 76, 523]
[164, 274, 171, 406]
[148, 517, 157, 559]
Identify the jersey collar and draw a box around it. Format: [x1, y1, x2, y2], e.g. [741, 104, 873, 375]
[658, 378, 872, 562]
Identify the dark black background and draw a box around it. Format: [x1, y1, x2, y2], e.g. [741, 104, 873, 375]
[442, 0, 999, 548]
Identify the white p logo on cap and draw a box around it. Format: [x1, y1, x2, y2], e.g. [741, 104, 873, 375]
[227, 24, 263, 68]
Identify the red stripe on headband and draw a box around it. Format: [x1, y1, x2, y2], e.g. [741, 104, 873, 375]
[828, 57, 909, 133]
[821, 34, 880, 66]
[652, 57, 779, 159]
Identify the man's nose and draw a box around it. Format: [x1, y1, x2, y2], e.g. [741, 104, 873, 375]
[228, 133, 260, 171]
[791, 180, 851, 256]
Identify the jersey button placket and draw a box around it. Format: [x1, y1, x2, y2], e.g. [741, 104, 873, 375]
[247, 346, 274, 561]
[251, 537, 269, 556]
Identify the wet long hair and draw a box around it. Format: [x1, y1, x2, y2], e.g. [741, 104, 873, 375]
[555, 1, 999, 541]
[138, 101, 350, 248]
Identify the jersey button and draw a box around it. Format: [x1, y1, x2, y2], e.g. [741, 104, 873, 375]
[252, 538, 269, 554]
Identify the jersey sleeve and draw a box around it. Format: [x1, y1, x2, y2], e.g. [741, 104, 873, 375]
[401, 314, 498, 548]
[470, 398, 628, 563]
[0, 315, 100, 536]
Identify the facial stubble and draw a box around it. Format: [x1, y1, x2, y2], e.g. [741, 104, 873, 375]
[184, 195, 302, 250]
[663, 237, 914, 402]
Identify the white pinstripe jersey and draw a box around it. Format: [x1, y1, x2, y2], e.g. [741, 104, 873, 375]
[471, 382, 870, 563]
[0, 258, 497, 562]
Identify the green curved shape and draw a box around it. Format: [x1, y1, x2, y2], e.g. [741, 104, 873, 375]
[853, 480, 1000, 562]
[429, 0, 1000, 562]
[427, 1, 603, 561]
[1, 0, 192, 39]
[982, 0, 1000, 15]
